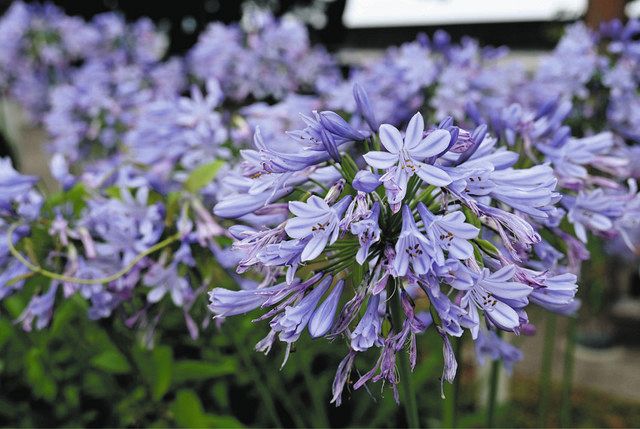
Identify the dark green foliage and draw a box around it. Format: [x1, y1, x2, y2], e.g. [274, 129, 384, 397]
[0, 286, 450, 428]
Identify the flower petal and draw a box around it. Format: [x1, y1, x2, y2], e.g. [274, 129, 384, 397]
[416, 162, 452, 186]
[301, 234, 329, 261]
[410, 129, 451, 159]
[378, 124, 403, 153]
[363, 151, 399, 170]
[404, 112, 425, 150]
[285, 216, 322, 238]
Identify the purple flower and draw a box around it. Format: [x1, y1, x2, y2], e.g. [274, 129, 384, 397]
[394, 205, 434, 276]
[350, 293, 384, 351]
[528, 272, 579, 312]
[271, 275, 333, 343]
[284, 195, 352, 261]
[350, 202, 381, 264]
[330, 350, 357, 406]
[565, 189, 624, 242]
[318, 111, 366, 142]
[364, 113, 452, 204]
[352, 170, 381, 193]
[353, 82, 378, 132]
[309, 279, 344, 337]
[475, 329, 523, 373]
[0, 157, 38, 210]
[438, 328, 458, 398]
[209, 281, 290, 317]
[16, 283, 58, 331]
[145, 262, 193, 307]
[461, 265, 532, 337]
[418, 203, 479, 263]
[420, 278, 466, 337]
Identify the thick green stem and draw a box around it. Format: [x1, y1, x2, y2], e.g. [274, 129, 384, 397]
[560, 317, 577, 427]
[442, 335, 463, 428]
[486, 336, 501, 428]
[390, 280, 420, 428]
[538, 313, 557, 428]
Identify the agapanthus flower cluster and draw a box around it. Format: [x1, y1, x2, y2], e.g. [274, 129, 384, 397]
[0, 157, 46, 328]
[0, 2, 171, 123]
[3, 2, 640, 399]
[324, 36, 439, 126]
[188, 9, 338, 102]
[44, 55, 185, 164]
[0, 151, 232, 339]
[209, 88, 579, 403]
[0, 2, 100, 119]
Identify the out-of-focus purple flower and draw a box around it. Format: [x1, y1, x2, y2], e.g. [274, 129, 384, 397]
[475, 329, 523, 373]
[145, 262, 193, 307]
[16, 283, 58, 331]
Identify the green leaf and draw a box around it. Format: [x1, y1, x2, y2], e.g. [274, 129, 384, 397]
[103, 186, 121, 199]
[474, 239, 500, 257]
[173, 359, 236, 384]
[472, 242, 485, 268]
[164, 191, 182, 226]
[151, 345, 173, 401]
[206, 414, 244, 428]
[184, 160, 225, 193]
[463, 206, 481, 229]
[44, 183, 87, 215]
[340, 154, 358, 182]
[351, 261, 364, 289]
[51, 297, 85, 336]
[170, 389, 208, 428]
[90, 350, 131, 374]
[26, 348, 57, 401]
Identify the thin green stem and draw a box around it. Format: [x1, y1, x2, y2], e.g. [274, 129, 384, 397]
[302, 364, 330, 428]
[265, 364, 307, 428]
[231, 333, 283, 428]
[390, 279, 420, 428]
[443, 335, 463, 428]
[309, 178, 329, 193]
[538, 313, 557, 428]
[486, 349, 501, 428]
[7, 222, 180, 285]
[560, 316, 577, 427]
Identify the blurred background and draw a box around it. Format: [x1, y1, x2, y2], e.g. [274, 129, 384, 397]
[0, 0, 639, 427]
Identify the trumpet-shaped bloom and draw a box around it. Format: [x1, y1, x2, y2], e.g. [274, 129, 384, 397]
[394, 204, 436, 276]
[285, 195, 352, 261]
[364, 113, 452, 204]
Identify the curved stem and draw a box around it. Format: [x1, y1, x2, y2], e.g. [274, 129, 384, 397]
[7, 223, 180, 285]
[390, 280, 420, 428]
